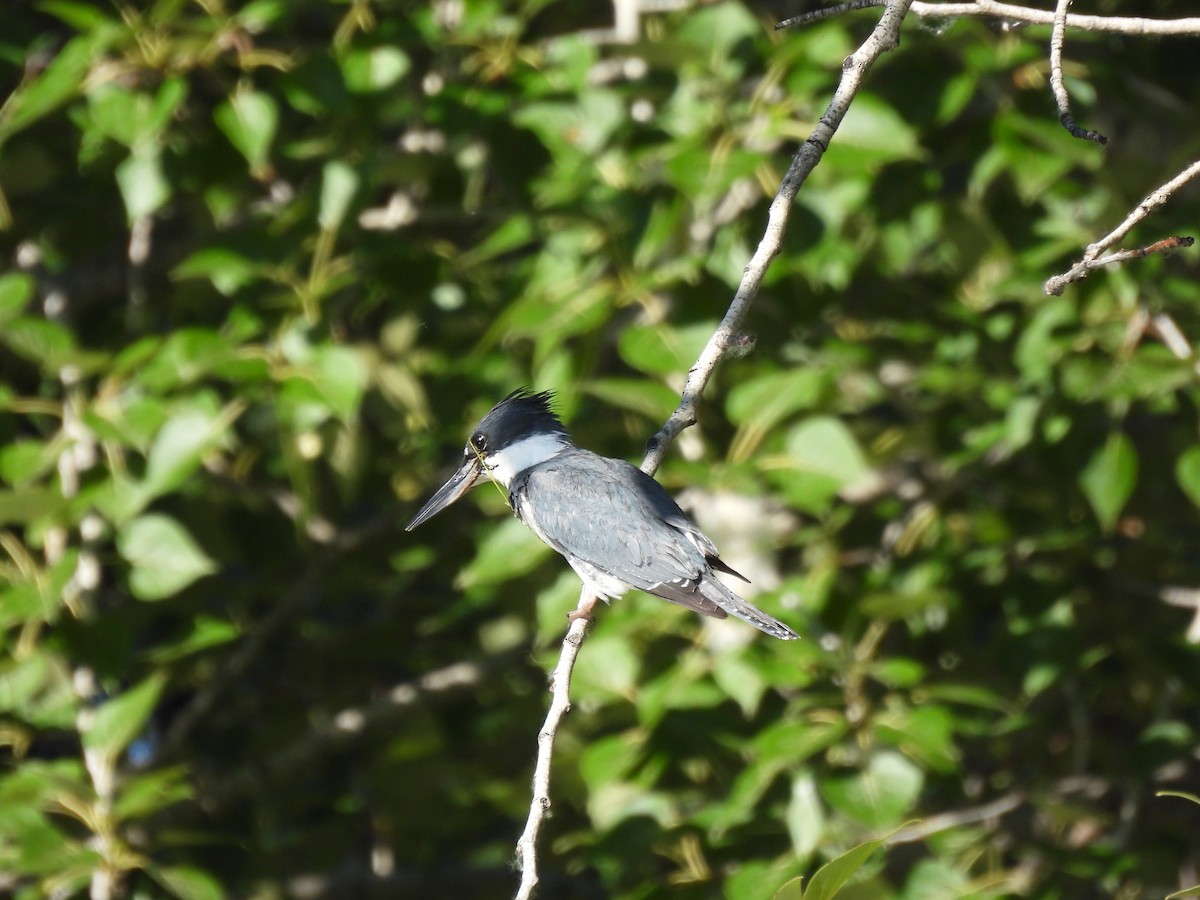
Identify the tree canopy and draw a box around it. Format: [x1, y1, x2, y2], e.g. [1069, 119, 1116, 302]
[1, 1, 1199, 898]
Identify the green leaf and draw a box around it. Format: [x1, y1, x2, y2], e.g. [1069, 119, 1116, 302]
[582, 379, 679, 422]
[307, 345, 367, 421]
[341, 46, 411, 93]
[1, 317, 77, 372]
[1079, 432, 1137, 532]
[712, 651, 766, 717]
[0, 29, 115, 141]
[147, 864, 225, 900]
[40, 0, 117, 30]
[81, 673, 165, 758]
[0, 272, 34, 324]
[0, 440, 56, 486]
[771, 417, 870, 512]
[143, 407, 228, 497]
[618, 322, 715, 376]
[318, 159, 359, 230]
[828, 95, 925, 164]
[215, 89, 278, 176]
[174, 248, 263, 295]
[1157, 790, 1200, 806]
[114, 766, 192, 821]
[116, 145, 170, 220]
[786, 773, 824, 860]
[1175, 447, 1200, 509]
[457, 517, 552, 589]
[821, 750, 923, 829]
[118, 514, 216, 600]
[573, 634, 639, 699]
[801, 822, 913, 900]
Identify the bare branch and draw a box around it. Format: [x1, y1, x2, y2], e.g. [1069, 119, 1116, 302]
[780, 1, 1200, 36]
[1091, 235, 1194, 268]
[776, 0, 883, 30]
[887, 792, 1025, 843]
[1044, 159, 1200, 294]
[1048, 0, 1106, 144]
[514, 591, 596, 900]
[513, 2, 916, 895]
[909, 1, 1200, 36]
[644, 0, 914, 477]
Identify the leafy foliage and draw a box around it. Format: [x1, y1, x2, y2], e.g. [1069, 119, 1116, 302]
[1, 0, 1199, 897]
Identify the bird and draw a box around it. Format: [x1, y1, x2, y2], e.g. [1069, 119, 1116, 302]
[405, 389, 799, 640]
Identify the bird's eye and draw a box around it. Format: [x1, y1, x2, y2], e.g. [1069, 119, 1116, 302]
[471, 433, 488, 453]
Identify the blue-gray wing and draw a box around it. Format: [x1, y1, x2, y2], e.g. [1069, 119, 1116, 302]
[513, 450, 800, 639]
[514, 452, 729, 616]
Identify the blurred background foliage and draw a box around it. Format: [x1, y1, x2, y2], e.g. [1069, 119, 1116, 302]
[2, 0, 1199, 897]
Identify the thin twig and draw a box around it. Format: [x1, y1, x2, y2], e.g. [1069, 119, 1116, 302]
[776, 0, 882, 29]
[1044, 158, 1200, 295]
[514, 590, 596, 900]
[887, 792, 1025, 843]
[1091, 235, 1193, 268]
[512, 2, 917, 895]
[1048, 0, 1106, 144]
[779, 1, 1200, 36]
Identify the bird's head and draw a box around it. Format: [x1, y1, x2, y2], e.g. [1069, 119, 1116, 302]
[405, 388, 570, 530]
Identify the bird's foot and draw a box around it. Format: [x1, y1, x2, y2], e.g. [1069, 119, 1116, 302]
[566, 591, 599, 623]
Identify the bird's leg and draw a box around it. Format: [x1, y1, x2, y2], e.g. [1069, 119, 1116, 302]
[566, 587, 599, 623]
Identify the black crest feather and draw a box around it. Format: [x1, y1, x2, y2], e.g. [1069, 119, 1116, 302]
[473, 388, 568, 450]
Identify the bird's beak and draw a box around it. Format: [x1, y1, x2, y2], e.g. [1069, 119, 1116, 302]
[405, 457, 483, 531]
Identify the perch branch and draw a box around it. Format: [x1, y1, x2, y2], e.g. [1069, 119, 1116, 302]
[1048, 0, 1106, 144]
[514, 590, 595, 900]
[1044, 159, 1200, 295]
[513, 1, 916, 895]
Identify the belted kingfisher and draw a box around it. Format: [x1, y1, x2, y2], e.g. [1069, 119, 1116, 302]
[406, 389, 798, 640]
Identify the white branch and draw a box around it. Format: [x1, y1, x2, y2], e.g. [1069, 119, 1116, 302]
[514, 591, 595, 900]
[1047, 0, 1106, 144]
[909, 1, 1200, 35]
[1044, 159, 1200, 294]
[778, 1, 1200, 36]
[513, 2, 916, 895]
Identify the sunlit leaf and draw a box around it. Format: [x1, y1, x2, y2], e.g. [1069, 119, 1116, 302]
[215, 89, 278, 176]
[786, 773, 824, 860]
[116, 145, 171, 221]
[802, 822, 913, 900]
[821, 751, 923, 829]
[1079, 432, 1137, 532]
[118, 514, 216, 600]
[0, 272, 33, 324]
[318, 159, 359, 230]
[1175, 447, 1200, 510]
[341, 46, 411, 93]
[81, 673, 165, 759]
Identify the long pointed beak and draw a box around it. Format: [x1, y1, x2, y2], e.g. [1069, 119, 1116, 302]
[405, 457, 483, 531]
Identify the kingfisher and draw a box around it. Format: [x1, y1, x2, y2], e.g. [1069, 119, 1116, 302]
[406, 389, 798, 640]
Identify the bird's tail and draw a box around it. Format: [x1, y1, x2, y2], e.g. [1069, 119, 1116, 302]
[701, 579, 799, 640]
